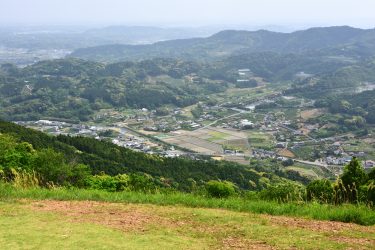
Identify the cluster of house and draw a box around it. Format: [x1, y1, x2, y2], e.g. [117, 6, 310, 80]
[325, 157, 375, 168]
[325, 156, 353, 165]
[220, 119, 255, 130]
[144, 122, 181, 132]
[251, 148, 277, 159]
[223, 149, 245, 156]
[237, 69, 253, 84]
[17, 120, 162, 154]
[112, 136, 153, 153]
[177, 120, 202, 129]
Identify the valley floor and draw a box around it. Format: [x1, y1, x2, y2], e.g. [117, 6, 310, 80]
[0, 199, 374, 249]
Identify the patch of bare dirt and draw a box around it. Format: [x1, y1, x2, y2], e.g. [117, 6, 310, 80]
[330, 236, 374, 248]
[30, 200, 169, 232]
[300, 108, 324, 120]
[220, 237, 276, 250]
[276, 148, 295, 158]
[263, 214, 375, 234]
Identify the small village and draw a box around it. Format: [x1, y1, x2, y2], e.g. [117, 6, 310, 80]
[14, 68, 375, 176]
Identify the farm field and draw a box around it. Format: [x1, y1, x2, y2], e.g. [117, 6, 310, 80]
[162, 127, 251, 155]
[1, 199, 374, 250]
[342, 138, 375, 159]
[247, 130, 275, 149]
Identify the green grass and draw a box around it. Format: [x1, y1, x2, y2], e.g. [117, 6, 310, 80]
[1, 183, 374, 226]
[286, 166, 319, 179]
[343, 139, 375, 159]
[207, 131, 228, 142]
[1, 198, 374, 249]
[0, 201, 207, 249]
[1, 183, 375, 249]
[247, 130, 274, 149]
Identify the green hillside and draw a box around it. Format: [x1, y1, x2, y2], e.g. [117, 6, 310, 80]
[71, 26, 375, 62]
[0, 120, 292, 191]
[0, 54, 369, 121]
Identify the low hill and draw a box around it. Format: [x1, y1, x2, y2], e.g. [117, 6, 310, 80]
[0, 26, 215, 50]
[71, 26, 375, 62]
[0, 54, 373, 122]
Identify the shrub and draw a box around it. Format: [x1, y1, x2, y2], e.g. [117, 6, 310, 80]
[206, 180, 236, 198]
[32, 149, 90, 187]
[333, 178, 349, 204]
[340, 157, 367, 202]
[359, 181, 375, 206]
[368, 168, 375, 181]
[85, 173, 160, 193]
[128, 173, 158, 192]
[85, 174, 130, 192]
[259, 182, 305, 202]
[306, 179, 334, 203]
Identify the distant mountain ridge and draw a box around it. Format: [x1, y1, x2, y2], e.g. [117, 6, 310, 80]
[71, 26, 375, 62]
[0, 26, 216, 50]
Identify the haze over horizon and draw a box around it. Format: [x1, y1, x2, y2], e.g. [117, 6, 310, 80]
[1, 0, 375, 31]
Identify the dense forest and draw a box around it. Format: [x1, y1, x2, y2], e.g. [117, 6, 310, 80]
[0, 58, 222, 121]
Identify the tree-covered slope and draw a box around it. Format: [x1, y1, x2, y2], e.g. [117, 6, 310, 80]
[71, 26, 375, 62]
[0, 58, 223, 121]
[0, 120, 292, 191]
[285, 59, 375, 98]
[0, 53, 372, 121]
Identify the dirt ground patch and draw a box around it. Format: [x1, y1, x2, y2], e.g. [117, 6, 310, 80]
[221, 237, 276, 250]
[330, 236, 374, 248]
[30, 200, 170, 233]
[277, 148, 295, 158]
[26, 200, 375, 249]
[264, 214, 375, 234]
[300, 108, 325, 120]
[261, 214, 375, 249]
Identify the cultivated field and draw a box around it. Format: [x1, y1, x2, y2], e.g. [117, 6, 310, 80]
[247, 130, 275, 149]
[162, 127, 250, 155]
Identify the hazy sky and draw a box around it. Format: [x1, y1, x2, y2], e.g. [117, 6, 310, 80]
[1, 0, 375, 28]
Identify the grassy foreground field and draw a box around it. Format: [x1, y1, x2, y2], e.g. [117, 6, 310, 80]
[1, 185, 375, 249]
[1, 199, 374, 250]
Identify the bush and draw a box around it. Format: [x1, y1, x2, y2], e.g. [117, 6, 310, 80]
[306, 179, 334, 203]
[85, 173, 160, 192]
[85, 174, 130, 192]
[32, 149, 90, 187]
[259, 182, 305, 202]
[358, 181, 375, 206]
[206, 180, 236, 198]
[340, 157, 367, 202]
[128, 173, 158, 192]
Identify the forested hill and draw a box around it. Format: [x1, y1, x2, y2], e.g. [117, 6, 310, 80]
[0, 53, 373, 121]
[0, 58, 210, 121]
[0, 120, 293, 191]
[71, 26, 375, 62]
